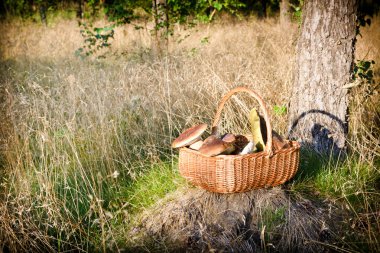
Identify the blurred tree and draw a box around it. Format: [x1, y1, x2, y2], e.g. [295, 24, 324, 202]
[36, 0, 47, 25]
[1, 0, 33, 18]
[152, 0, 168, 55]
[0, 0, 284, 20]
[103, 0, 134, 24]
[77, 0, 84, 19]
[259, 0, 267, 17]
[279, 0, 290, 24]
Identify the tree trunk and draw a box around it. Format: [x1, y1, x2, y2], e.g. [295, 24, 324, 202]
[77, 0, 84, 19]
[152, 0, 168, 56]
[260, 0, 267, 18]
[288, 0, 358, 156]
[39, 3, 47, 26]
[280, 0, 291, 25]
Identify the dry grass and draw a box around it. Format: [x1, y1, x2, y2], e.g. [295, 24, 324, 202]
[0, 14, 379, 252]
[134, 187, 330, 252]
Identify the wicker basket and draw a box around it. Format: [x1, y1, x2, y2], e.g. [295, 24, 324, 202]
[178, 87, 300, 193]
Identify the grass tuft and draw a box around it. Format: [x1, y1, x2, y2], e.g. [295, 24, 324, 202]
[120, 161, 185, 213]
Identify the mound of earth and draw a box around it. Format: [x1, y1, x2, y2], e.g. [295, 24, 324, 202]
[128, 187, 338, 252]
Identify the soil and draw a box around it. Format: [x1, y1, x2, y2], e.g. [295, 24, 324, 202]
[129, 187, 338, 252]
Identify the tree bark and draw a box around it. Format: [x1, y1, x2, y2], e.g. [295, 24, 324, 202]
[77, 0, 84, 19]
[288, 0, 358, 156]
[39, 3, 47, 26]
[260, 0, 267, 18]
[152, 0, 168, 56]
[280, 0, 291, 25]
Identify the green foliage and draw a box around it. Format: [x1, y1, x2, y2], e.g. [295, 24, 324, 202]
[1, 0, 36, 18]
[167, 0, 197, 24]
[289, 0, 303, 25]
[103, 0, 136, 25]
[73, 0, 247, 57]
[76, 21, 115, 58]
[193, 0, 245, 22]
[1, 0, 69, 20]
[353, 59, 376, 84]
[273, 105, 287, 116]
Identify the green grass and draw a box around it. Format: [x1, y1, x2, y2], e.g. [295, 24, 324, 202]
[289, 149, 380, 252]
[101, 160, 187, 250]
[119, 160, 186, 213]
[50, 160, 184, 251]
[292, 149, 379, 203]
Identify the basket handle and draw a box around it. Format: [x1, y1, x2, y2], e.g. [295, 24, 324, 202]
[211, 86, 273, 157]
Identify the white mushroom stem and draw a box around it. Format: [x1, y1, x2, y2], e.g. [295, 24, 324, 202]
[239, 141, 255, 155]
[189, 139, 203, 150]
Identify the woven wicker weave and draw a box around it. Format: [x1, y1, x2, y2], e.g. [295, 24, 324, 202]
[178, 87, 300, 193]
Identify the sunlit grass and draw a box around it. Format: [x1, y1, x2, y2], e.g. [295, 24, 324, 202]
[292, 149, 379, 203]
[120, 161, 185, 213]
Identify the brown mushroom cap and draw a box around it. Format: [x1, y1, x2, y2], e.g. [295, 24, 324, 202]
[201, 135, 218, 146]
[272, 131, 289, 151]
[232, 135, 249, 154]
[221, 133, 236, 143]
[199, 135, 232, 157]
[171, 123, 208, 148]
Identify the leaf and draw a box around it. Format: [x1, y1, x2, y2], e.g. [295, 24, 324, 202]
[273, 105, 287, 116]
[367, 70, 373, 79]
[213, 2, 223, 11]
[362, 61, 371, 70]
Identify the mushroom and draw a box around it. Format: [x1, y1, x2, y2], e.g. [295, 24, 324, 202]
[171, 123, 208, 149]
[249, 108, 265, 152]
[232, 135, 249, 154]
[199, 135, 235, 156]
[272, 131, 289, 151]
[200, 135, 219, 146]
[221, 133, 236, 143]
[239, 141, 256, 155]
[189, 140, 204, 150]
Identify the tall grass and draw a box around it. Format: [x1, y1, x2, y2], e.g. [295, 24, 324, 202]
[0, 15, 379, 251]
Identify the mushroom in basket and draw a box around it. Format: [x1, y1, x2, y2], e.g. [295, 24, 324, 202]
[249, 108, 265, 152]
[198, 133, 236, 157]
[248, 108, 290, 153]
[171, 123, 208, 150]
[272, 131, 290, 151]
